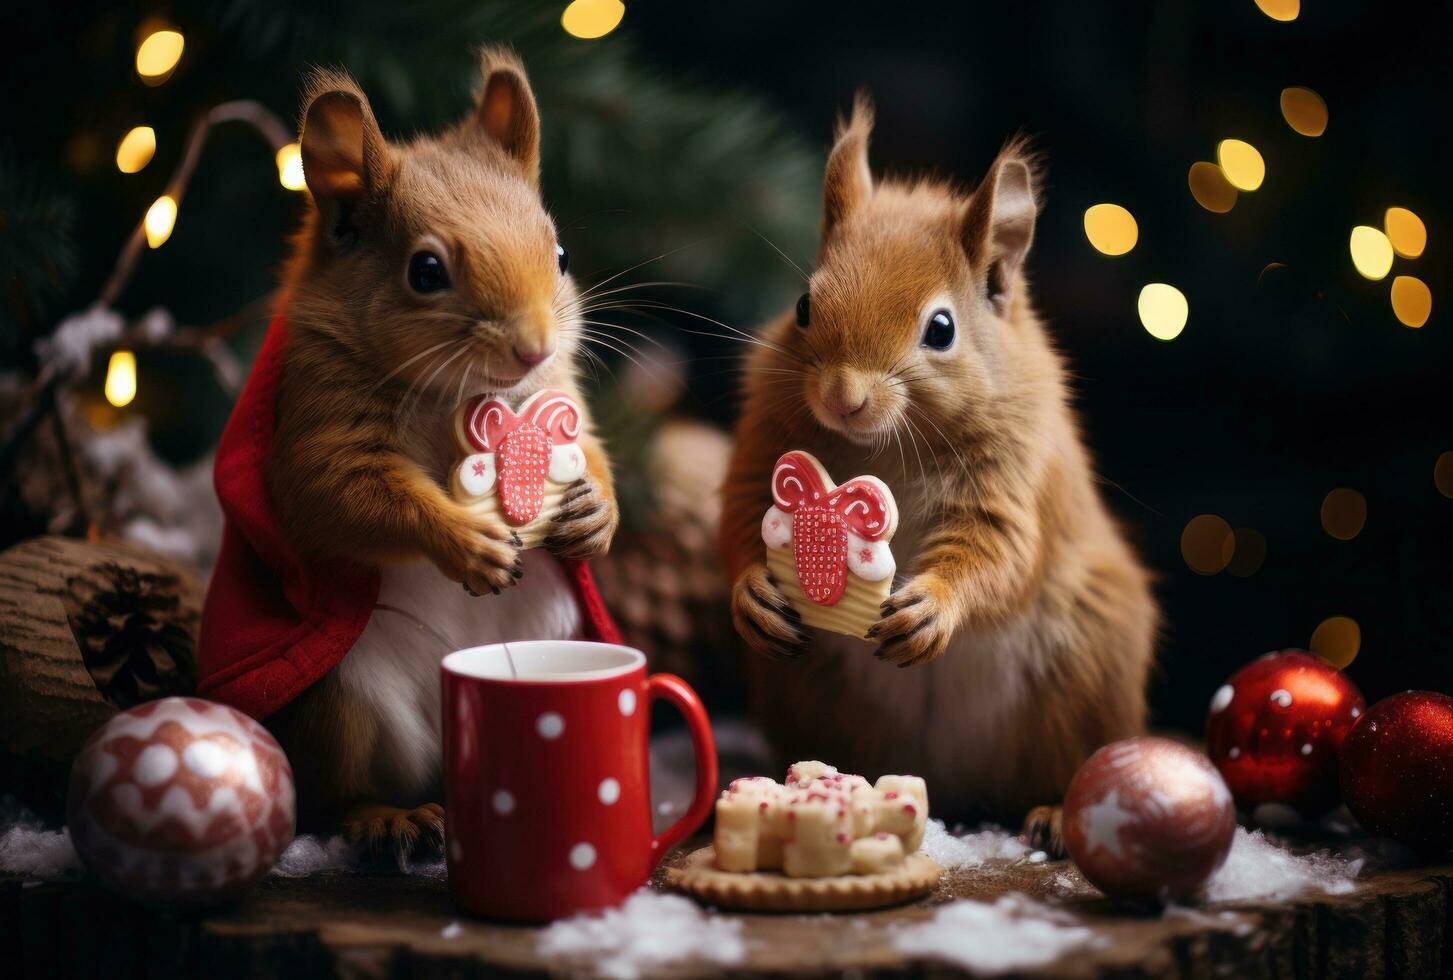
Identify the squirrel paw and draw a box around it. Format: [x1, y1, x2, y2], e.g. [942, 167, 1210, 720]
[869, 576, 953, 667]
[342, 802, 446, 869]
[1021, 804, 1067, 860]
[544, 478, 619, 560]
[731, 563, 809, 659]
[434, 514, 521, 595]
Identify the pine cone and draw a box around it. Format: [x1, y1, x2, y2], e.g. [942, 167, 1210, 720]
[63, 561, 198, 708]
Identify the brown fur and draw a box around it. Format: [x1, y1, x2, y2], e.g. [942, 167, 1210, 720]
[720, 96, 1157, 828]
[264, 50, 618, 852]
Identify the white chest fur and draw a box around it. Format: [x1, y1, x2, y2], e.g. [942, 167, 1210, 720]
[337, 550, 583, 799]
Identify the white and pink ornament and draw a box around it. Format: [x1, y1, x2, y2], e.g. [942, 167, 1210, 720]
[65, 696, 296, 907]
[1062, 736, 1235, 904]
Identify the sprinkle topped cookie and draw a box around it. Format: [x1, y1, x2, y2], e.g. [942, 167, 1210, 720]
[762, 451, 899, 638]
[451, 389, 587, 548]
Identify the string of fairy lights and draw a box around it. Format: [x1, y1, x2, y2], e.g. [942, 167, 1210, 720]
[1081, 0, 1444, 668]
[98, 4, 626, 410]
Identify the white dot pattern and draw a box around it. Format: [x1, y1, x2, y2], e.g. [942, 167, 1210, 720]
[133, 745, 177, 786]
[1270, 689, 1293, 708]
[793, 507, 850, 606]
[537, 712, 565, 739]
[492, 790, 516, 815]
[598, 778, 620, 805]
[569, 842, 596, 870]
[618, 689, 636, 716]
[1209, 684, 1234, 714]
[498, 425, 551, 524]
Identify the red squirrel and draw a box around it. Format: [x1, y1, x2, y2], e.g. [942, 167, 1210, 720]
[263, 51, 618, 857]
[720, 97, 1157, 852]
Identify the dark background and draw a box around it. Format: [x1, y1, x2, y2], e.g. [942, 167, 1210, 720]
[2, 1, 1448, 735]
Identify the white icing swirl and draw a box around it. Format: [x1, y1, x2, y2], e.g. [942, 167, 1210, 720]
[760, 505, 793, 549]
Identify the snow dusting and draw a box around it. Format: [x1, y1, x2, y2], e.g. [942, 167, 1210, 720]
[920, 819, 1028, 868]
[1206, 827, 1361, 903]
[893, 894, 1104, 974]
[538, 889, 745, 979]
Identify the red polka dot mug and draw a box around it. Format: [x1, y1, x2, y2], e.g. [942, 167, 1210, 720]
[441, 641, 718, 921]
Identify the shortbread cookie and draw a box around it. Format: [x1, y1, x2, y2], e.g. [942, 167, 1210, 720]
[762, 451, 898, 639]
[667, 847, 942, 913]
[450, 389, 587, 549]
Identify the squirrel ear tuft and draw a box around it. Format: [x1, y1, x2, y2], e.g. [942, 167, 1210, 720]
[470, 46, 541, 183]
[961, 139, 1040, 314]
[299, 70, 388, 204]
[821, 92, 875, 245]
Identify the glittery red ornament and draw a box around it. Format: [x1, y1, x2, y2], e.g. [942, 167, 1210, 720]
[1339, 691, 1453, 854]
[66, 697, 296, 908]
[1204, 650, 1365, 819]
[1063, 736, 1236, 904]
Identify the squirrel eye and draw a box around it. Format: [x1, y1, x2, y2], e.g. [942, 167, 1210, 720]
[556, 243, 569, 274]
[407, 251, 450, 294]
[795, 292, 811, 328]
[922, 309, 955, 350]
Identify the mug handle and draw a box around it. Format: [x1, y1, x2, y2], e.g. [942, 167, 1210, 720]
[647, 673, 719, 858]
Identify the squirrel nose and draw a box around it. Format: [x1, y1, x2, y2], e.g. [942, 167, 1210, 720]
[513, 344, 555, 368]
[826, 394, 867, 417]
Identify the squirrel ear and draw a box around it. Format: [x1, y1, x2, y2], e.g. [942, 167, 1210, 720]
[299, 71, 389, 249]
[471, 46, 541, 183]
[821, 93, 874, 246]
[961, 140, 1039, 315]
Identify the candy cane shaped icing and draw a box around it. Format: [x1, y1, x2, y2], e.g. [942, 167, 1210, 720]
[453, 389, 584, 524]
[520, 390, 583, 444]
[764, 451, 898, 606]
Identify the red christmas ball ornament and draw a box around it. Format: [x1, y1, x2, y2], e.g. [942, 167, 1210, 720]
[66, 697, 296, 907]
[1339, 691, 1453, 854]
[1205, 650, 1365, 820]
[1063, 736, 1236, 904]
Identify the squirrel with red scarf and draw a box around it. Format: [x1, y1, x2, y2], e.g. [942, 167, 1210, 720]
[720, 97, 1157, 855]
[255, 51, 618, 858]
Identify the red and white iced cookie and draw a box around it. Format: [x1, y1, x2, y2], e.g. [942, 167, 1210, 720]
[451, 389, 587, 548]
[761, 450, 898, 638]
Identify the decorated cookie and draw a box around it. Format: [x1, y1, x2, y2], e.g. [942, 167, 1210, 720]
[667, 759, 941, 913]
[450, 389, 587, 549]
[762, 451, 899, 638]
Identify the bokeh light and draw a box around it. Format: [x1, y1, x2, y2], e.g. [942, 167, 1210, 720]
[562, 0, 625, 39]
[1279, 87, 1327, 136]
[1436, 452, 1453, 498]
[1216, 139, 1265, 191]
[1083, 203, 1138, 256]
[104, 351, 137, 408]
[1320, 488, 1367, 540]
[276, 143, 306, 191]
[1225, 528, 1266, 577]
[1384, 207, 1426, 259]
[115, 127, 155, 174]
[1188, 162, 1237, 213]
[1181, 514, 1233, 575]
[1254, 0, 1299, 22]
[1310, 616, 1360, 670]
[1390, 276, 1431, 328]
[136, 29, 184, 84]
[1349, 226, 1394, 280]
[1138, 283, 1188, 341]
[144, 195, 177, 248]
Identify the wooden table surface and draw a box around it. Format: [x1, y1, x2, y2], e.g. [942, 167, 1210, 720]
[4, 844, 1451, 979]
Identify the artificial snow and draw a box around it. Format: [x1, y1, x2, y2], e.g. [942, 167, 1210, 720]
[270, 834, 357, 877]
[538, 889, 745, 980]
[920, 819, 1029, 869]
[0, 822, 81, 878]
[35, 307, 124, 376]
[892, 894, 1104, 974]
[1205, 827, 1361, 903]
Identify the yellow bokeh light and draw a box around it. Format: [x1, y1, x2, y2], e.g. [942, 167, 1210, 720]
[115, 127, 155, 174]
[1083, 203, 1138, 256]
[1391, 276, 1431, 328]
[1384, 207, 1426, 259]
[104, 350, 137, 408]
[1254, 0, 1299, 21]
[1188, 161, 1237, 213]
[1349, 225, 1394, 280]
[1435, 452, 1453, 498]
[136, 29, 185, 83]
[276, 143, 306, 191]
[1310, 616, 1360, 670]
[1217, 139, 1265, 191]
[562, 0, 625, 39]
[1279, 87, 1327, 137]
[1138, 283, 1188, 341]
[1182, 514, 1234, 576]
[1320, 488, 1367, 541]
[145, 195, 177, 249]
[1226, 528, 1266, 577]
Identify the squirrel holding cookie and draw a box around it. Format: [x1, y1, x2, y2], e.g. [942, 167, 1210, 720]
[720, 96, 1157, 851]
